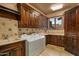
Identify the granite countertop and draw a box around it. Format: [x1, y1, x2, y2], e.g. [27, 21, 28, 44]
[44, 30, 64, 36]
[38, 33, 64, 36]
[46, 33, 64, 36]
[0, 38, 25, 46]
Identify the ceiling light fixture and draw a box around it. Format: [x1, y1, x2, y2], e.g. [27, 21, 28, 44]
[51, 4, 63, 11]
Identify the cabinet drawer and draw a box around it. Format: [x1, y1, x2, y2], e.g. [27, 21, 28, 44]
[0, 40, 25, 52]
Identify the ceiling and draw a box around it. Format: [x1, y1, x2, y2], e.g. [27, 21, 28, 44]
[30, 3, 78, 15]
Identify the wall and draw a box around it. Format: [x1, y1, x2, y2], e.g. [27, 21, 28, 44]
[19, 28, 47, 35]
[0, 3, 64, 36]
[46, 9, 68, 35]
[0, 17, 18, 42]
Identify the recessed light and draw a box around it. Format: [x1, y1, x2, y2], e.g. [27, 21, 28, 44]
[51, 4, 63, 11]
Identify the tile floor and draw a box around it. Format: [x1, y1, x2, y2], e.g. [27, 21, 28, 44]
[40, 44, 74, 56]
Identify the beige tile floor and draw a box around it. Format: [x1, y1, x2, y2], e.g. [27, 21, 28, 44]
[40, 44, 74, 56]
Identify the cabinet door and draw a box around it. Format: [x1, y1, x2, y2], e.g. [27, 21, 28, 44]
[46, 35, 50, 45]
[38, 15, 48, 29]
[29, 9, 33, 28]
[25, 8, 30, 27]
[10, 47, 22, 56]
[17, 4, 31, 28]
[76, 7, 79, 34]
[64, 12, 68, 35]
[33, 11, 40, 28]
[50, 35, 55, 45]
[41, 15, 44, 28]
[57, 36, 62, 46]
[72, 37, 77, 54]
[38, 15, 42, 28]
[20, 6, 27, 27]
[64, 36, 78, 55]
[45, 18, 48, 29]
[64, 10, 76, 35]
[76, 37, 79, 55]
[50, 35, 58, 46]
[71, 9, 76, 33]
[12, 47, 25, 56]
[66, 11, 71, 33]
[43, 16, 48, 29]
[64, 36, 72, 51]
[20, 5, 30, 27]
[64, 11, 71, 39]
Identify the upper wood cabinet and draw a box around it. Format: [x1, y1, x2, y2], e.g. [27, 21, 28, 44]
[0, 5, 19, 20]
[17, 3, 48, 28]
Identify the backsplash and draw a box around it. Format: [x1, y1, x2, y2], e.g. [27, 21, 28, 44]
[19, 28, 47, 35]
[0, 17, 18, 42]
[19, 28, 64, 35]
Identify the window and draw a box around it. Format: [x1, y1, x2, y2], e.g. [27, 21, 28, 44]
[49, 16, 63, 30]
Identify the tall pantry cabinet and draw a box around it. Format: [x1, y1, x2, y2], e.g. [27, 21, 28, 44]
[64, 6, 79, 55]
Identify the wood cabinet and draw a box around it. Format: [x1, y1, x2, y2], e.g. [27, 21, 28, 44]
[46, 35, 64, 47]
[0, 40, 26, 56]
[64, 6, 79, 55]
[0, 5, 19, 20]
[17, 3, 48, 28]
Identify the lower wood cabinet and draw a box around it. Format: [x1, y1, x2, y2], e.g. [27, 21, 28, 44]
[64, 36, 79, 55]
[0, 40, 26, 56]
[46, 35, 64, 47]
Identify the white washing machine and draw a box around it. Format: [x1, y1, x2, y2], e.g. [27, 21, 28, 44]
[20, 34, 46, 56]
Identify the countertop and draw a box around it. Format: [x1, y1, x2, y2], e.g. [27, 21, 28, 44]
[0, 39, 25, 46]
[44, 30, 64, 36]
[38, 33, 64, 36]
